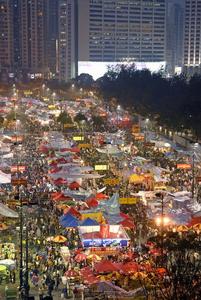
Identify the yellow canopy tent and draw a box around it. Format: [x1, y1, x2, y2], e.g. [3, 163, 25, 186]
[129, 174, 144, 184]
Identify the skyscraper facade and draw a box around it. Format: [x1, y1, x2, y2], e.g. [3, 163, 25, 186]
[58, 0, 166, 82]
[78, 0, 166, 63]
[44, 0, 59, 77]
[0, 0, 14, 74]
[166, 0, 184, 75]
[20, 0, 46, 76]
[58, 0, 77, 82]
[184, 0, 201, 73]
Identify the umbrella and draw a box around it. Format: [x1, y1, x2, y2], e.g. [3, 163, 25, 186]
[75, 253, 87, 262]
[121, 262, 140, 274]
[192, 223, 201, 231]
[0, 223, 8, 230]
[176, 225, 189, 232]
[87, 254, 101, 261]
[52, 235, 67, 243]
[94, 260, 119, 273]
[0, 259, 15, 268]
[0, 265, 7, 273]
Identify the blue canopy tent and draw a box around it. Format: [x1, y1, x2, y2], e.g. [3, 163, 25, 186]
[80, 218, 99, 226]
[59, 213, 79, 228]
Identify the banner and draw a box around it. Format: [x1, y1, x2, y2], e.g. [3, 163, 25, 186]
[145, 142, 155, 147]
[78, 143, 91, 149]
[177, 164, 191, 169]
[95, 165, 108, 171]
[11, 166, 26, 173]
[73, 136, 84, 141]
[119, 197, 139, 205]
[64, 123, 75, 128]
[132, 125, 140, 133]
[103, 178, 120, 186]
[11, 178, 27, 186]
[11, 136, 23, 142]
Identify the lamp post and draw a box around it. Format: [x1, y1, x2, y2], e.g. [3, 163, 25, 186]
[192, 143, 199, 200]
[155, 192, 169, 264]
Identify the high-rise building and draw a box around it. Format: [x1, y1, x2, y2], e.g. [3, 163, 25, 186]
[184, 0, 201, 74]
[79, 0, 166, 63]
[166, 0, 184, 75]
[20, 0, 47, 77]
[0, 0, 14, 74]
[44, 0, 59, 77]
[58, 0, 78, 82]
[58, 0, 166, 82]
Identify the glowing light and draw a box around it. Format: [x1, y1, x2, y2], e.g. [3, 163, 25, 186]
[155, 216, 170, 226]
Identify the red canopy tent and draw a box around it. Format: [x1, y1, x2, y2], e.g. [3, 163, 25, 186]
[49, 167, 62, 174]
[95, 193, 108, 200]
[94, 260, 119, 273]
[120, 218, 135, 229]
[63, 207, 81, 218]
[86, 198, 99, 208]
[53, 178, 68, 185]
[69, 181, 80, 190]
[120, 212, 132, 220]
[189, 217, 201, 226]
[51, 192, 71, 202]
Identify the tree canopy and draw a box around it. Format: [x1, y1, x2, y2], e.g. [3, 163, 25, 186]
[96, 65, 201, 139]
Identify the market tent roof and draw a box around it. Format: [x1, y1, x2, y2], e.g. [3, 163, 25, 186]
[63, 207, 81, 218]
[94, 260, 119, 273]
[59, 213, 79, 228]
[0, 171, 11, 184]
[69, 181, 80, 190]
[86, 197, 99, 208]
[129, 174, 144, 184]
[120, 218, 135, 229]
[0, 203, 18, 218]
[80, 218, 99, 226]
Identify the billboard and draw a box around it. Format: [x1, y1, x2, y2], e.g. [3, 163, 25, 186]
[78, 61, 166, 80]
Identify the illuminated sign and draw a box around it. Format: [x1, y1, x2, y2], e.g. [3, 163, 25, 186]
[132, 125, 140, 133]
[78, 143, 91, 149]
[11, 179, 27, 186]
[177, 164, 191, 169]
[119, 197, 139, 204]
[73, 136, 84, 141]
[11, 166, 26, 173]
[78, 61, 166, 80]
[64, 123, 75, 128]
[94, 165, 109, 171]
[103, 178, 120, 186]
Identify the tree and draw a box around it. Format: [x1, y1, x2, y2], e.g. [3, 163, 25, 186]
[74, 73, 94, 90]
[139, 231, 201, 300]
[57, 111, 73, 130]
[91, 115, 106, 131]
[74, 113, 87, 124]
